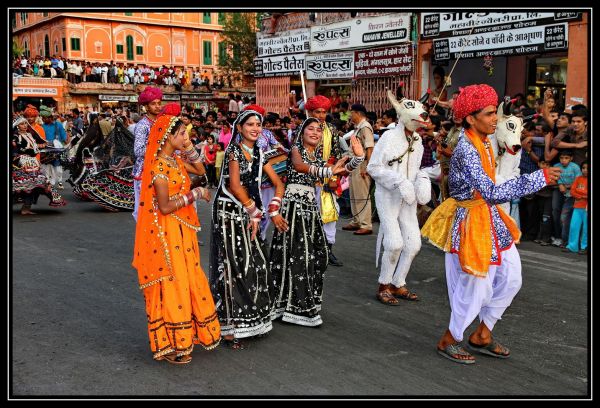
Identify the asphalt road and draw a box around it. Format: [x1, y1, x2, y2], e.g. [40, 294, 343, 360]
[10, 183, 590, 398]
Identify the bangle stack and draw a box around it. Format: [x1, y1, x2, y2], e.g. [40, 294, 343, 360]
[345, 155, 365, 172]
[244, 199, 263, 220]
[308, 165, 333, 179]
[268, 196, 282, 218]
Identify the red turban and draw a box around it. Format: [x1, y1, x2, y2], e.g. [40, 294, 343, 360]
[23, 104, 39, 118]
[305, 95, 331, 112]
[158, 102, 181, 117]
[139, 86, 163, 105]
[452, 84, 498, 121]
[243, 104, 266, 116]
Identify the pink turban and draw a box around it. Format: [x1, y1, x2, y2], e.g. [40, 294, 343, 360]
[243, 104, 266, 116]
[305, 95, 331, 112]
[452, 84, 498, 121]
[139, 86, 163, 105]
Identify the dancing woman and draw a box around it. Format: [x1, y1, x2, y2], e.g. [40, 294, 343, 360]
[209, 109, 288, 348]
[270, 118, 364, 326]
[132, 104, 221, 365]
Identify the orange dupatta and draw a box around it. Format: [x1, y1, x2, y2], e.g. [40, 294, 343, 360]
[131, 114, 200, 289]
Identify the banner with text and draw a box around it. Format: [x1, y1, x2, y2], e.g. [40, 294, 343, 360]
[421, 12, 581, 39]
[310, 13, 411, 52]
[433, 23, 569, 61]
[254, 54, 307, 78]
[354, 44, 413, 79]
[257, 28, 311, 57]
[306, 52, 354, 80]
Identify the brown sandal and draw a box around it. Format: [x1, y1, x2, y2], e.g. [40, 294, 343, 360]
[161, 353, 192, 365]
[392, 285, 419, 301]
[376, 287, 400, 306]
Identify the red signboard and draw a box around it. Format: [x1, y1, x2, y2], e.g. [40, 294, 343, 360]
[354, 44, 414, 79]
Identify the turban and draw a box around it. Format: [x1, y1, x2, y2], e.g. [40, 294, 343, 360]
[138, 86, 163, 105]
[305, 95, 331, 112]
[452, 84, 498, 121]
[243, 104, 266, 116]
[158, 102, 181, 117]
[39, 105, 53, 117]
[23, 104, 39, 118]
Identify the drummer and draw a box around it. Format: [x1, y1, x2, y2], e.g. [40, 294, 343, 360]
[238, 104, 288, 240]
[40, 106, 68, 189]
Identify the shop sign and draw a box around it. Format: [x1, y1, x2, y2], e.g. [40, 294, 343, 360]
[432, 22, 569, 61]
[99, 95, 131, 101]
[254, 54, 306, 78]
[180, 94, 214, 100]
[354, 44, 413, 79]
[306, 52, 354, 79]
[14, 87, 58, 96]
[310, 13, 411, 52]
[421, 12, 581, 39]
[162, 95, 180, 101]
[257, 28, 311, 57]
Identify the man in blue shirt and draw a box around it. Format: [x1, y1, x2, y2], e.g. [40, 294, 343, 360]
[40, 106, 68, 189]
[552, 150, 582, 246]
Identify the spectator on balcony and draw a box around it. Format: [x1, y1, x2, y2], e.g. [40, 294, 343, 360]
[228, 93, 239, 113]
[101, 63, 108, 84]
[43, 57, 51, 78]
[127, 65, 135, 84]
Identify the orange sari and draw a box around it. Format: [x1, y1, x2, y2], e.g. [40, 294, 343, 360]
[132, 114, 220, 359]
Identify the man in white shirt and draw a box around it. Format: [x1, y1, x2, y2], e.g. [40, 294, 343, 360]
[228, 93, 239, 113]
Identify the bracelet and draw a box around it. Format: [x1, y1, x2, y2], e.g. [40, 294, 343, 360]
[186, 190, 196, 204]
[182, 194, 189, 206]
[242, 198, 253, 207]
[269, 211, 280, 218]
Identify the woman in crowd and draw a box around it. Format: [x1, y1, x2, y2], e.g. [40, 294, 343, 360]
[217, 120, 233, 150]
[209, 109, 288, 349]
[270, 118, 364, 326]
[132, 103, 221, 365]
[11, 116, 66, 214]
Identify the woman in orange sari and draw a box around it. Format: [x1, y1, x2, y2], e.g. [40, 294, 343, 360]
[132, 103, 221, 365]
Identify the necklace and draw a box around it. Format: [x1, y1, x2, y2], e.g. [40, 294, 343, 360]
[158, 153, 176, 163]
[240, 142, 254, 156]
[305, 146, 317, 161]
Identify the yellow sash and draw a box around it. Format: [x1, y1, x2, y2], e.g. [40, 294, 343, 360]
[319, 123, 338, 223]
[420, 129, 521, 277]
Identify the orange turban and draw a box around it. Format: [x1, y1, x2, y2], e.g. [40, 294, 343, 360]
[305, 95, 331, 112]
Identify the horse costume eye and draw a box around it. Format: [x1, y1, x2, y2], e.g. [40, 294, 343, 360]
[506, 122, 516, 132]
[404, 101, 415, 109]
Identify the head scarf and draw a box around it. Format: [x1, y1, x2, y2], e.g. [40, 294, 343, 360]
[132, 112, 197, 289]
[305, 95, 331, 112]
[138, 86, 163, 105]
[13, 116, 28, 128]
[39, 105, 53, 117]
[232, 109, 264, 142]
[23, 104, 39, 118]
[243, 104, 266, 116]
[452, 84, 498, 121]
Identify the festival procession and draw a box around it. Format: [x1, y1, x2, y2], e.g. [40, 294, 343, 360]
[11, 10, 589, 398]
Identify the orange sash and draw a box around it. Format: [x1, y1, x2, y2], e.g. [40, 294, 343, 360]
[421, 129, 520, 277]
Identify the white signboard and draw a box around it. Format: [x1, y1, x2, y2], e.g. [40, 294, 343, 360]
[306, 52, 354, 80]
[14, 87, 58, 95]
[257, 28, 311, 57]
[254, 54, 307, 78]
[433, 23, 569, 60]
[310, 13, 411, 52]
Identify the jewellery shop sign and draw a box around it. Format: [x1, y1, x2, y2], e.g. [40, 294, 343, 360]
[254, 54, 306, 78]
[421, 12, 581, 39]
[432, 22, 569, 61]
[353, 44, 413, 79]
[306, 52, 354, 80]
[310, 13, 411, 53]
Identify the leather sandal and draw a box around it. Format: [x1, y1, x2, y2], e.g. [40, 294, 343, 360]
[376, 287, 400, 306]
[391, 285, 419, 301]
[161, 353, 192, 365]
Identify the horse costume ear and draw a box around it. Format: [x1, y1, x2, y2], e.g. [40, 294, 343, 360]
[497, 102, 505, 118]
[387, 88, 403, 115]
[418, 90, 430, 104]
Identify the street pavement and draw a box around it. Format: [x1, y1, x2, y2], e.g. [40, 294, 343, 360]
[11, 183, 590, 397]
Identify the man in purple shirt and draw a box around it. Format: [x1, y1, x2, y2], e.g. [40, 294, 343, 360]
[132, 87, 163, 221]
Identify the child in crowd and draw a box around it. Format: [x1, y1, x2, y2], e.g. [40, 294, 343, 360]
[565, 161, 588, 254]
[551, 150, 582, 247]
[215, 142, 225, 183]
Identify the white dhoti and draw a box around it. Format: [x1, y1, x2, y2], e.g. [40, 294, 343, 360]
[41, 164, 63, 186]
[260, 185, 275, 241]
[445, 243, 522, 342]
[315, 185, 338, 245]
[133, 179, 141, 221]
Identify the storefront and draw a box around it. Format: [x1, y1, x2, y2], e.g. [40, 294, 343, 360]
[179, 93, 226, 115]
[418, 11, 586, 110]
[12, 77, 67, 112]
[98, 94, 139, 112]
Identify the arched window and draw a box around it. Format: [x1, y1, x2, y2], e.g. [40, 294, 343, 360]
[24, 41, 29, 58]
[126, 35, 134, 60]
[44, 35, 50, 57]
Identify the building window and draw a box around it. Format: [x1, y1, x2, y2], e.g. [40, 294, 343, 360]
[95, 41, 102, 53]
[45, 35, 50, 56]
[218, 42, 227, 64]
[70, 38, 81, 51]
[20, 12, 28, 25]
[116, 44, 124, 54]
[62, 38, 66, 52]
[55, 42, 59, 54]
[218, 13, 226, 25]
[43, 12, 48, 17]
[233, 44, 241, 63]
[126, 35, 134, 60]
[125, 13, 133, 16]
[203, 13, 211, 24]
[24, 41, 29, 58]
[174, 43, 184, 58]
[156, 46, 163, 58]
[136, 46, 143, 55]
[203, 41, 212, 65]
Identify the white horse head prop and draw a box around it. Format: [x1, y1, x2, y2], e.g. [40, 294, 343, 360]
[386, 88, 431, 133]
[495, 100, 523, 155]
